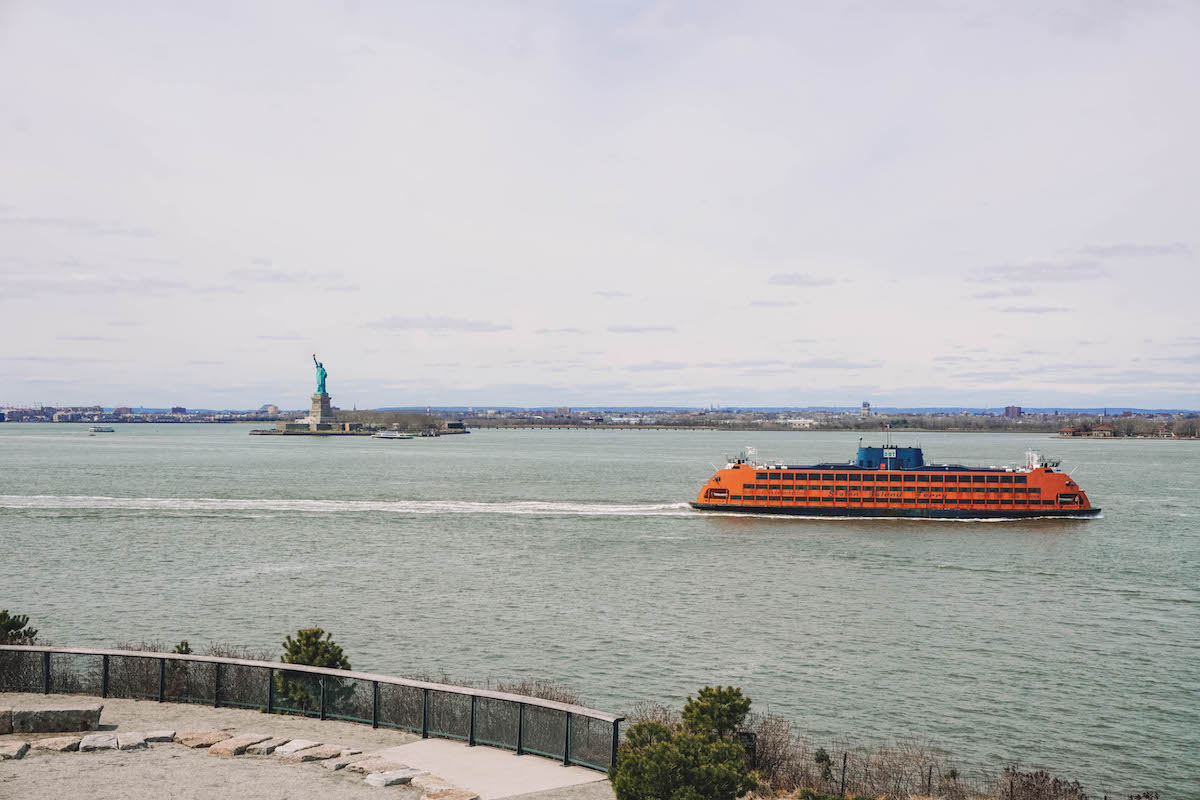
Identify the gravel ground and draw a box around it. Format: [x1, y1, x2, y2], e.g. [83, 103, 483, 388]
[1, 693, 614, 800]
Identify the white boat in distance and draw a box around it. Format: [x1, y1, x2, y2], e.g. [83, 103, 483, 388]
[88, 425, 115, 433]
[372, 431, 414, 439]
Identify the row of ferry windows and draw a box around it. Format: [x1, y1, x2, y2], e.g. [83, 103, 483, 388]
[754, 472, 1027, 484]
[743, 485, 1041, 494]
[728, 496, 1060, 505]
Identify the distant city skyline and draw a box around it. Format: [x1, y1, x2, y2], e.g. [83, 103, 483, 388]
[2, 3, 1197, 408]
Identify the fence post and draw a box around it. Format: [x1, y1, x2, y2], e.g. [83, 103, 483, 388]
[927, 764, 933, 794]
[40, 650, 51, 694]
[158, 658, 166, 702]
[468, 695, 477, 746]
[319, 678, 327, 721]
[372, 681, 379, 729]
[214, 662, 221, 708]
[267, 668, 274, 714]
[516, 703, 525, 755]
[421, 688, 429, 738]
[563, 711, 572, 766]
[611, 720, 620, 770]
[840, 751, 847, 797]
[101, 654, 109, 698]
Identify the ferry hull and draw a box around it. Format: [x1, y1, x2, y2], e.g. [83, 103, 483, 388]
[690, 502, 1101, 519]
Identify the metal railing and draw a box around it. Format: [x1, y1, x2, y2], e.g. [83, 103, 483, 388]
[0, 645, 623, 771]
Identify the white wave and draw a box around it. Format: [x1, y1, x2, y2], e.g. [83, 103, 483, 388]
[0, 494, 696, 517]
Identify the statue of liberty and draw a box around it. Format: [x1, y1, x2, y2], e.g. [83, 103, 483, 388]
[313, 354, 328, 395]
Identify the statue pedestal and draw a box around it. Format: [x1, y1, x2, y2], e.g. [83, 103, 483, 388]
[311, 393, 334, 424]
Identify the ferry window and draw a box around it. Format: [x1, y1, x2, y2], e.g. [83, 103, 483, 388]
[848, 475, 861, 482]
[782, 496, 793, 502]
[756, 472, 768, 479]
[1001, 500, 1013, 505]
[743, 484, 754, 490]
[769, 472, 780, 480]
[781, 472, 792, 480]
[835, 473, 847, 481]
[902, 498, 915, 504]
[1001, 488, 1012, 494]
[931, 475, 943, 482]
[917, 475, 930, 482]
[889, 475, 902, 482]
[931, 498, 944, 503]
[756, 484, 767, 490]
[986, 499, 999, 505]
[1015, 476, 1028, 484]
[822, 474, 835, 481]
[861, 475, 874, 482]
[730, 495, 742, 500]
[903, 475, 916, 482]
[1029, 487, 1041, 494]
[975, 486, 986, 493]
[986, 476, 999, 483]
[944, 476, 957, 483]
[1000, 476, 1014, 484]
[972, 476, 985, 483]
[987, 488, 998, 494]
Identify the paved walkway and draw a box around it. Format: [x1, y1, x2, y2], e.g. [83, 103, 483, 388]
[1, 692, 613, 800]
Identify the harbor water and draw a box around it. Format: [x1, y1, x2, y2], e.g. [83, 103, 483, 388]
[1, 424, 1196, 795]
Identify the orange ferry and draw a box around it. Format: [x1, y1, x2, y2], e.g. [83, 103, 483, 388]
[691, 443, 1099, 519]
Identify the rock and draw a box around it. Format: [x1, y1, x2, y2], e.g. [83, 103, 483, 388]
[246, 737, 291, 755]
[32, 735, 82, 752]
[79, 733, 119, 751]
[344, 757, 412, 774]
[0, 708, 11, 735]
[174, 730, 233, 749]
[11, 704, 103, 733]
[209, 733, 272, 757]
[272, 739, 320, 757]
[365, 768, 426, 787]
[117, 732, 148, 750]
[283, 743, 348, 763]
[412, 776, 479, 800]
[145, 731, 176, 742]
[321, 756, 358, 771]
[0, 742, 30, 761]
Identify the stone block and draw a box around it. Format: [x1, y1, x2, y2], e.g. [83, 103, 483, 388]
[0, 708, 10, 735]
[32, 735, 82, 752]
[0, 742, 30, 761]
[145, 731, 176, 742]
[412, 776, 479, 800]
[246, 737, 290, 755]
[174, 730, 232, 749]
[366, 768, 426, 787]
[117, 732, 148, 750]
[344, 757, 412, 774]
[273, 739, 320, 757]
[79, 733, 118, 751]
[209, 733, 272, 757]
[321, 756, 358, 771]
[283, 743, 349, 763]
[11, 703, 103, 733]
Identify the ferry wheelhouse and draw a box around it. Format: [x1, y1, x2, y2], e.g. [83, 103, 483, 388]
[691, 444, 1099, 519]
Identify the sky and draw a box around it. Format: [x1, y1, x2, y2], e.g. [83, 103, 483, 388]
[2, 1, 1198, 410]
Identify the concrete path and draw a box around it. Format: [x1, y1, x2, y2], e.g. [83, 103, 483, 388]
[373, 739, 607, 800]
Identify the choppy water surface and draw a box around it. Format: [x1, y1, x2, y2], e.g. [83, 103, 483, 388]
[1, 425, 1197, 794]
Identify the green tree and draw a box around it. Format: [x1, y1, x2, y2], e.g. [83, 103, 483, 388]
[0, 610, 37, 644]
[610, 721, 755, 800]
[682, 686, 752, 740]
[275, 628, 352, 713]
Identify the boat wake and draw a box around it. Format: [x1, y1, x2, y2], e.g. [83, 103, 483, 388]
[0, 494, 697, 517]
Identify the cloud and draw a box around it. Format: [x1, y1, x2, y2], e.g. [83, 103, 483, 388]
[4, 275, 192, 298]
[790, 358, 881, 369]
[996, 305, 1071, 313]
[368, 316, 511, 332]
[229, 268, 303, 284]
[971, 287, 1034, 300]
[627, 361, 687, 371]
[607, 324, 676, 333]
[699, 359, 784, 368]
[934, 355, 971, 363]
[767, 273, 836, 287]
[972, 260, 1107, 283]
[535, 327, 584, 334]
[0, 214, 153, 238]
[257, 334, 303, 341]
[57, 335, 124, 342]
[594, 290, 631, 299]
[749, 300, 798, 307]
[1079, 242, 1191, 258]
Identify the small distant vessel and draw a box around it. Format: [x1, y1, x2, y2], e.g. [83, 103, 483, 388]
[87, 425, 115, 433]
[372, 431, 414, 440]
[691, 440, 1100, 519]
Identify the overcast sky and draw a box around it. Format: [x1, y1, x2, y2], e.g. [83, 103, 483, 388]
[2, 1, 1197, 409]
